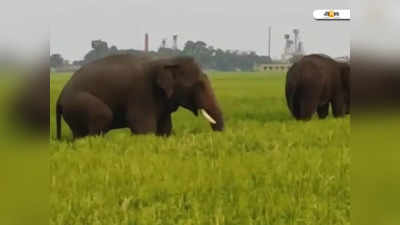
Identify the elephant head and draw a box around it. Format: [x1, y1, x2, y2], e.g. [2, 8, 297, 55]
[339, 62, 351, 114]
[151, 56, 224, 131]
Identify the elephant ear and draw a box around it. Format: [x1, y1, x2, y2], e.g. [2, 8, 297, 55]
[156, 64, 179, 98]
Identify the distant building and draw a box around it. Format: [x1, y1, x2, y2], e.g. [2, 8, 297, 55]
[282, 29, 305, 62]
[334, 56, 350, 62]
[255, 63, 292, 72]
[51, 64, 81, 73]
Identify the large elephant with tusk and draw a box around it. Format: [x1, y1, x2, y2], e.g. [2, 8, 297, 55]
[56, 55, 224, 139]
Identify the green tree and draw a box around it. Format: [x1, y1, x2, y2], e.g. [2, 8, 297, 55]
[50, 54, 64, 68]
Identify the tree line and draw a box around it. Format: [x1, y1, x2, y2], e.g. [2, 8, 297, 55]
[51, 39, 273, 71]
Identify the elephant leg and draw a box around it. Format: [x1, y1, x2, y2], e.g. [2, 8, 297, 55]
[70, 124, 88, 139]
[298, 101, 316, 120]
[62, 109, 88, 139]
[62, 114, 86, 139]
[290, 99, 300, 119]
[291, 86, 317, 120]
[317, 103, 330, 119]
[156, 114, 172, 136]
[331, 95, 346, 118]
[126, 111, 157, 135]
[87, 100, 113, 136]
[297, 92, 318, 121]
[63, 92, 112, 138]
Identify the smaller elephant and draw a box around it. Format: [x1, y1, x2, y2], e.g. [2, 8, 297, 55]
[285, 54, 350, 120]
[56, 55, 224, 139]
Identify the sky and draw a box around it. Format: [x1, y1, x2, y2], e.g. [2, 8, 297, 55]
[2, 0, 351, 61]
[352, 0, 400, 58]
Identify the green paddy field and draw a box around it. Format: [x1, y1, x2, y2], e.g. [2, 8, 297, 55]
[50, 71, 350, 225]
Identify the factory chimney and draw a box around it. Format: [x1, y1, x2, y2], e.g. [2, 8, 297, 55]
[145, 33, 149, 52]
[293, 29, 299, 53]
[172, 35, 178, 50]
[161, 38, 167, 48]
[268, 26, 271, 59]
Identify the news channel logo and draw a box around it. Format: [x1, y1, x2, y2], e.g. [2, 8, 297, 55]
[313, 9, 351, 21]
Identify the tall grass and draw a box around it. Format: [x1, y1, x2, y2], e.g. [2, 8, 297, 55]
[50, 71, 350, 225]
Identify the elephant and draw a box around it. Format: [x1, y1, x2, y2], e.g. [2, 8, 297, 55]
[285, 54, 350, 120]
[56, 55, 224, 139]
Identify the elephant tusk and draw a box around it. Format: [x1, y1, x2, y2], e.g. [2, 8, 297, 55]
[200, 109, 216, 124]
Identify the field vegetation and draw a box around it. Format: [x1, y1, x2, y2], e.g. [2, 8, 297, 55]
[50, 71, 350, 225]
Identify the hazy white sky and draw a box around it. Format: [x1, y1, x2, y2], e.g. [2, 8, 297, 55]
[352, 0, 400, 56]
[3, 0, 350, 61]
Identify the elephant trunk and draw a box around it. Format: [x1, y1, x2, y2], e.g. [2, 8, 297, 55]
[196, 81, 224, 131]
[204, 106, 224, 131]
[198, 104, 224, 131]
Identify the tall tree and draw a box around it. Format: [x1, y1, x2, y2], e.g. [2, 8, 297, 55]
[50, 54, 64, 67]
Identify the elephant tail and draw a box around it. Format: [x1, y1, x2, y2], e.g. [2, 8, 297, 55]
[56, 103, 62, 140]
